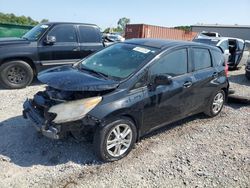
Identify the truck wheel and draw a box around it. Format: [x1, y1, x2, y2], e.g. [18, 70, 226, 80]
[204, 90, 225, 117]
[0, 60, 34, 89]
[94, 117, 137, 162]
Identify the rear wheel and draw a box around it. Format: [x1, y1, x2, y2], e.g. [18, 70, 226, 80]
[0, 60, 34, 89]
[94, 118, 137, 162]
[204, 90, 225, 117]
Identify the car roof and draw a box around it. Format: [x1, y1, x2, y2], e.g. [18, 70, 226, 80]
[40, 22, 98, 27]
[195, 36, 244, 42]
[124, 38, 219, 51]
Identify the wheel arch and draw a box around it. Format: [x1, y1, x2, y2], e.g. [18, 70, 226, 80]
[1, 57, 36, 75]
[99, 110, 142, 142]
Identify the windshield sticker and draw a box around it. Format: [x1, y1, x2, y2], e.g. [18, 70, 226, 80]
[40, 25, 49, 29]
[133, 47, 151, 54]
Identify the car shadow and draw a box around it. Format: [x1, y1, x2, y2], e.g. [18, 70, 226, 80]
[226, 101, 250, 109]
[0, 115, 99, 167]
[0, 104, 245, 168]
[141, 113, 208, 140]
[228, 73, 250, 87]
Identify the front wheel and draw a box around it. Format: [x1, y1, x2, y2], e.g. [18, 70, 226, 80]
[204, 90, 225, 117]
[94, 118, 137, 162]
[0, 60, 34, 89]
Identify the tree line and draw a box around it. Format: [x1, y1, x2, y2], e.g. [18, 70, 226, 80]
[0, 12, 48, 26]
[0, 12, 190, 33]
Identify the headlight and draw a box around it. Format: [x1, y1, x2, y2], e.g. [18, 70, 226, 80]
[48, 96, 102, 124]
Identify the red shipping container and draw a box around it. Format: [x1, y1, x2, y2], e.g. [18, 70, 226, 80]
[125, 24, 197, 41]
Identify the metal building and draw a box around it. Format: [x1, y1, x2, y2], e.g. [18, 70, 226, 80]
[191, 24, 250, 40]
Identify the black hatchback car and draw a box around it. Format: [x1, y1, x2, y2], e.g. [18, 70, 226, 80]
[23, 39, 229, 162]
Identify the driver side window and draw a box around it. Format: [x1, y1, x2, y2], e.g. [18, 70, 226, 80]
[47, 25, 77, 43]
[150, 49, 188, 77]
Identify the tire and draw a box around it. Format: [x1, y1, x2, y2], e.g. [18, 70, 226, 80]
[0, 60, 34, 89]
[93, 117, 137, 162]
[204, 90, 225, 117]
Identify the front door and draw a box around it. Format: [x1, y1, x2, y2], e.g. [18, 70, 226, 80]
[38, 24, 81, 66]
[142, 48, 195, 133]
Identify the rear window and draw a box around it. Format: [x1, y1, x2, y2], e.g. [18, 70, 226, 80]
[212, 50, 225, 66]
[79, 26, 101, 43]
[193, 39, 219, 46]
[218, 40, 229, 52]
[238, 40, 244, 51]
[193, 48, 212, 70]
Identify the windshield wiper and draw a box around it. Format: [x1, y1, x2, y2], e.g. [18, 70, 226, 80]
[80, 66, 110, 79]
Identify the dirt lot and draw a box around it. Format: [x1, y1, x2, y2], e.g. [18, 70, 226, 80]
[0, 67, 249, 188]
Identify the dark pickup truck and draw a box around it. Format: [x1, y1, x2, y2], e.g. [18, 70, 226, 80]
[0, 22, 105, 89]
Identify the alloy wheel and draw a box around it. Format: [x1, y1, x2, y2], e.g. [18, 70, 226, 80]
[106, 124, 133, 157]
[212, 92, 224, 114]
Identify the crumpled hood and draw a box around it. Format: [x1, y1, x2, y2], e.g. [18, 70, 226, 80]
[38, 65, 120, 91]
[0, 37, 30, 47]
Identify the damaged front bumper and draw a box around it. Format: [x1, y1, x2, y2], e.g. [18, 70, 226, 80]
[23, 99, 100, 140]
[23, 99, 61, 139]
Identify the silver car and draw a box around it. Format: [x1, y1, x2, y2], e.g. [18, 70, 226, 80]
[193, 37, 249, 69]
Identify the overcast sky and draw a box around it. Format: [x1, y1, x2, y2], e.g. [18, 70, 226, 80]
[0, 0, 249, 30]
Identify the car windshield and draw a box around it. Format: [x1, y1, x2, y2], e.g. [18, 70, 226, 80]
[22, 24, 51, 40]
[193, 38, 219, 46]
[80, 43, 158, 80]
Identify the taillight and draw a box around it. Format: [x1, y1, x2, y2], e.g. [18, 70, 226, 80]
[224, 61, 228, 77]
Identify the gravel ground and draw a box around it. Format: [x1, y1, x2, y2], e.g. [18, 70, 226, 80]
[228, 66, 250, 98]
[0, 70, 249, 188]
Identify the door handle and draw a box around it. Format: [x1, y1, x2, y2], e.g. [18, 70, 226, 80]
[183, 81, 192, 88]
[73, 47, 80, 51]
[212, 72, 219, 78]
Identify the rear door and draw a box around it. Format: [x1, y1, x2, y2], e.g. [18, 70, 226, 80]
[218, 39, 230, 63]
[237, 39, 249, 67]
[38, 24, 81, 66]
[77, 25, 104, 58]
[190, 47, 217, 110]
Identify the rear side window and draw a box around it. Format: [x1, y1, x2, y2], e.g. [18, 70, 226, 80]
[237, 40, 244, 51]
[48, 25, 77, 43]
[79, 26, 101, 43]
[150, 49, 188, 77]
[193, 48, 212, 71]
[212, 50, 225, 66]
[219, 40, 229, 52]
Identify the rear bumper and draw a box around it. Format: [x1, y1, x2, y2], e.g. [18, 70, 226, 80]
[23, 99, 61, 139]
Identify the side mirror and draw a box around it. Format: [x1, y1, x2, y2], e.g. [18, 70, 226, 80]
[154, 74, 172, 86]
[148, 74, 172, 91]
[44, 36, 56, 45]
